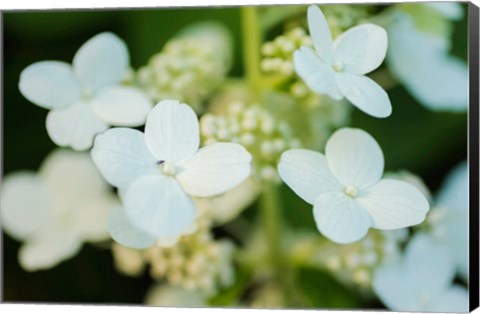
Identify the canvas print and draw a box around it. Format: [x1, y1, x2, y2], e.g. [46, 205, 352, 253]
[1, 2, 473, 312]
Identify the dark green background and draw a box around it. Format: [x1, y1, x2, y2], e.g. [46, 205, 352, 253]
[2, 3, 468, 306]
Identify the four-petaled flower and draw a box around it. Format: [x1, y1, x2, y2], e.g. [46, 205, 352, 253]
[278, 128, 429, 244]
[19, 32, 152, 150]
[91, 100, 252, 247]
[0, 149, 118, 271]
[373, 233, 468, 312]
[294, 5, 392, 118]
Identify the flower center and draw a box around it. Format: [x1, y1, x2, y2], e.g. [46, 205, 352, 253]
[343, 185, 358, 198]
[82, 88, 92, 100]
[159, 160, 176, 176]
[332, 61, 344, 72]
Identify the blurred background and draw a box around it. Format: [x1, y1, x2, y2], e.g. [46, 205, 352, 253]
[2, 3, 468, 306]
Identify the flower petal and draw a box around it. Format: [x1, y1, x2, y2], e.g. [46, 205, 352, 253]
[39, 149, 110, 205]
[91, 86, 152, 126]
[46, 102, 108, 151]
[145, 100, 200, 164]
[437, 160, 468, 212]
[313, 192, 372, 243]
[387, 13, 467, 112]
[91, 128, 158, 189]
[430, 286, 469, 313]
[358, 179, 429, 229]
[19, 230, 82, 271]
[326, 128, 384, 190]
[73, 32, 128, 92]
[0, 172, 50, 241]
[278, 149, 341, 205]
[335, 72, 392, 118]
[176, 143, 252, 197]
[107, 206, 156, 249]
[307, 5, 333, 64]
[75, 195, 118, 242]
[333, 24, 388, 75]
[124, 175, 196, 238]
[293, 46, 342, 100]
[403, 233, 455, 295]
[19, 61, 81, 109]
[424, 2, 463, 20]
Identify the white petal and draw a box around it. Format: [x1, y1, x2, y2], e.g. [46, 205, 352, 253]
[387, 13, 467, 112]
[107, 206, 155, 249]
[75, 195, 119, 242]
[19, 61, 81, 109]
[373, 262, 420, 311]
[0, 172, 50, 240]
[91, 128, 158, 189]
[39, 149, 110, 205]
[325, 128, 384, 190]
[307, 5, 333, 64]
[19, 231, 82, 271]
[278, 149, 341, 205]
[430, 286, 469, 312]
[333, 24, 387, 75]
[124, 175, 196, 238]
[313, 192, 372, 244]
[177, 143, 252, 197]
[425, 2, 463, 20]
[335, 72, 392, 118]
[293, 47, 342, 100]
[437, 160, 468, 212]
[358, 179, 430, 230]
[404, 233, 456, 294]
[73, 32, 128, 92]
[46, 102, 108, 151]
[91, 86, 152, 126]
[145, 100, 200, 164]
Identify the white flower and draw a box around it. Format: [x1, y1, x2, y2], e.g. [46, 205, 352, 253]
[278, 128, 429, 244]
[294, 5, 391, 118]
[373, 233, 468, 312]
[0, 149, 118, 271]
[91, 100, 252, 247]
[424, 2, 464, 20]
[19, 32, 152, 150]
[431, 161, 468, 281]
[386, 9, 467, 112]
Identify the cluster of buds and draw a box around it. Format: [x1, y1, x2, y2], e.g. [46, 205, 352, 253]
[321, 230, 407, 289]
[200, 101, 302, 184]
[260, 28, 351, 149]
[136, 23, 232, 112]
[112, 219, 235, 296]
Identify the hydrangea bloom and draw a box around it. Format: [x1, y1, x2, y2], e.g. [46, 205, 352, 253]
[278, 128, 429, 243]
[19, 32, 152, 150]
[373, 233, 468, 312]
[387, 5, 467, 112]
[0, 150, 118, 271]
[294, 5, 391, 118]
[91, 100, 252, 246]
[430, 161, 468, 281]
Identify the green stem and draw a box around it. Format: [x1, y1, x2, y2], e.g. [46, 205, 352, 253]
[241, 6, 262, 98]
[260, 184, 282, 266]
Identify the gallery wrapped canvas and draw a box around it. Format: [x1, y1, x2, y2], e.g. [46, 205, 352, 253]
[1, 1, 478, 313]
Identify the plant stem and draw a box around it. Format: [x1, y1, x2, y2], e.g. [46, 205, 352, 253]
[241, 6, 262, 99]
[260, 184, 282, 267]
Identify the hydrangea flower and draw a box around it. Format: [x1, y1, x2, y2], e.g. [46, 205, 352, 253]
[91, 100, 252, 245]
[278, 128, 429, 243]
[373, 233, 468, 312]
[387, 5, 467, 112]
[19, 32, 152, 150]
[293, 5, 392, 118]
[0, 149, 118, 271]
[429, 161, 468, 281]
